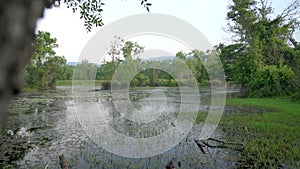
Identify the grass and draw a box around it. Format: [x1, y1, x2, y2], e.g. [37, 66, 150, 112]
[21, 87, 38, 92]
[222, 97, 300, 168]
[56, 80, 105, 87]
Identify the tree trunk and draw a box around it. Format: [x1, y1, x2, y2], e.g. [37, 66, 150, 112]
[0, 0, 45, 130]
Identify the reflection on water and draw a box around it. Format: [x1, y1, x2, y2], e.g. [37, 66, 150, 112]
[0, 87, 238, 168]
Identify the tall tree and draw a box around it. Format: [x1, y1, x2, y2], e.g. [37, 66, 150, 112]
[223, 0, 300, 97]
[73, 60, 98, 80]
[25, 31, 66, 90]
[107, 36, 125, 82]
[106, 37, 144, 79]
[122, 41, 144, 60]
[43, 56, 66, 89]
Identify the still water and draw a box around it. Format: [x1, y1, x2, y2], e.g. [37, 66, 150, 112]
[1, 87, 239, 168]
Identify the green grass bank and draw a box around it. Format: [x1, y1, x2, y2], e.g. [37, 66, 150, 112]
[222, 98, 300, 168]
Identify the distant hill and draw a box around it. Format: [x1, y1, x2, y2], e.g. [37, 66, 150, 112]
[66, 62, 79, 66]
[66, 56, 177, 66]
[144, 56, 175, 61]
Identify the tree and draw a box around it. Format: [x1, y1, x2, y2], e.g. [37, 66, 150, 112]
[60, 65, 75, 80]
[189, 49, 209, 84]
[107, 36, 124, 83]
[105, 37, 144, 78]
[73, 60, 98, 80]
[218, 43, 256, 89]
[175, 51, 186, 60]
[223, 0, 300, 97]
[227, 0, 299, 63]
[96, 63, 113, 80]
[175, 50, 211, 84]
[25, 31, 66, 90]
[43, 56, 66, 89]
[105, 38, 144, 89]
[122, 41, 144, 60]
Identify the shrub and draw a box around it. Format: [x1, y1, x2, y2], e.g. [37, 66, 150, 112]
[166, 79, 178, 87]
[291, 89, 300, 102]
[101, 81, 111, 90]
[130, 79, 139, 87]
[248, 65, 295, 97]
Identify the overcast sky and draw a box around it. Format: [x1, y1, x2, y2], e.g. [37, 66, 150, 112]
[36, 0, 298, 62]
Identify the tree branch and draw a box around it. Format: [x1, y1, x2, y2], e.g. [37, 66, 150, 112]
[194, 138, 245, 154]
[280, 0, 300, 23]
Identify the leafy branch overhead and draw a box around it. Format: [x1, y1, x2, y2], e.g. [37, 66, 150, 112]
[140, 0, 152, 12]
[61, 0, 152, 32]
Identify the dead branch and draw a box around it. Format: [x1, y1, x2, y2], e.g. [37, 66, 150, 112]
[195, 140, 207, 154]
[280, 0, 300, 22]
[194, 138, 244, 154]
[253, 0, 272, 20]
[208, 138, 245, 146]
[166, 160, 175, 169]
[289, 37, 299, 47]
[59, 154, 69, 169]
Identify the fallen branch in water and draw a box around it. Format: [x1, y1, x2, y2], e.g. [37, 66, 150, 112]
[194, 138, 244, 154]
[59, 154, 69, 169]
[166, 160, 175, 169]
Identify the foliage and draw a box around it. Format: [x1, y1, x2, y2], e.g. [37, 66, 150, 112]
[104, 37, 144, 85]
[43, 56, 66, 89]
[248, 65, 295, 97]
[122, 41, 144, 60]
[175, 51, 186, 60]
[220, 0, 300, 97]
[187, 50, 209, 83]
[60, 65, 75, 80]
[73, 60, 98, 80]
[61, 0, 152, 31]
[96, 63, 113, 80]
[25, 31, 66, 90]
[64, 0, 104, 31]
[90, 47, 224, 88]
[292, 90, 300, 101]
[140, 0, 152, 12]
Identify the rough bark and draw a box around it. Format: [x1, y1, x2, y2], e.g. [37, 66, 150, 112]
[0, 0, 45, 130]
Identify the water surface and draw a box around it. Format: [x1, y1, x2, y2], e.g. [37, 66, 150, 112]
[1, 87, 239, 168]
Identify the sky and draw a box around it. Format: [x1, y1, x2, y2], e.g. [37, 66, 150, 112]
[36, 0, 298, 62]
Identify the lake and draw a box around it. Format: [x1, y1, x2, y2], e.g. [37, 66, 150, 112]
[1, 86, 240, 168]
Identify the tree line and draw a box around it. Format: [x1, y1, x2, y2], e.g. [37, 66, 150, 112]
[54, 44, 220, 89]
[25, 0, 300, 99]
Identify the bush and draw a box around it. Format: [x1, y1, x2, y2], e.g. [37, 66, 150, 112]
[248, 65, 295, 97]
[130, 79, 139, 87]
[292, 89, 300, 102]
[101, 81, 111, 90]
[101, 81, 123, 90]
[166, 79, 178, 87]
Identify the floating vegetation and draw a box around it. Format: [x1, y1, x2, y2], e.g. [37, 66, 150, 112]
[1, 87, 242, 168]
